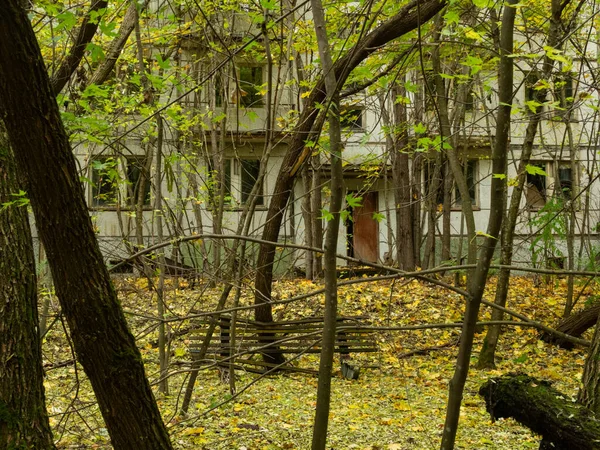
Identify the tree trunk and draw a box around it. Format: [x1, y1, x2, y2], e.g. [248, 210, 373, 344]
[440, 2, 515, 447]
[310, 0, 342, 446]
[0, 127, 56, 450]
[0, 4, 172, 449]
[478, 0, 568, 369]
[392, 83, 415, 270]
[302, 163, 314, 279]
[579, 312, 600, 414]
[480, 374, 600, 450]
[541, 303, 600, 349]
[253, 0, 446, 320]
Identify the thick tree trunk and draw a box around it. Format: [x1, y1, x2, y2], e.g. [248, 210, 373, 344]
[480, 374, 600, 450]
[0, 128, 55, 450]
[440, 2, 514, 447]
[253, 0, 446, 318]
[542, 304, 600, 349]
[0, 4, 172, 449]
[579, 313, 600, 414]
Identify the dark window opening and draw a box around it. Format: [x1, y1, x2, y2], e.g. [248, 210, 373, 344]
[208, 158, 232, 205]
[340, 107, 364, 130]
[240, 159, 263, 205]
[91, 157, 119, 207]
[557, 164, 573, 199]
[215, 72, 224, 108]
[125, 157, 152, 206]
[525, 71, 546, 112]
[555, 74, 575, 117]
[238, 66, 263, 107]
[464, 89, 475, 111]
[526, 163, 547, 209]
[454, 160, 477, 206]
[423, 162, 445, 206]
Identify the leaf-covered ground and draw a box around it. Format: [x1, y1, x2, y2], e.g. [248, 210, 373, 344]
[41, 275, 593, 449]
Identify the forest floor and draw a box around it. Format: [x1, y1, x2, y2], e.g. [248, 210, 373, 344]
[41, 274, 593, 449]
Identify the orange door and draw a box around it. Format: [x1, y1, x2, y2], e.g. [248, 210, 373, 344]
[352, 192, 378, 263]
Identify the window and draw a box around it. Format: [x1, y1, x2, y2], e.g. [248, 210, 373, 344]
[555, 75, 574, 108]
[524, 71, 546, 112]
[238, 66, 263, 107]
[423, 160, 478, 207]
[91, 157, 119, 207]
[208, 158, 263, 206]
[525, 161, 577, 209]
[90, 156, 151, 208]
[240, 159, 263, 205]
[525, 163, 547, 209]
[554, 74, 575, 119]
[340, 106, 364, 130]
[207, 159, 232, 204]
[215, 72, 225, 108]
[454, 160, 477, 206]
[556, 163, 573, 199]
[125, 157, 152, 206]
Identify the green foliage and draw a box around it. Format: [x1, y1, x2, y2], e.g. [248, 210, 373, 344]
[529, 198, 567, 268]
[1, 190, 30, 211]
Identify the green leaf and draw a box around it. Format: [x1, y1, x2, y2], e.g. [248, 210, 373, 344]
[55, 11, 76, 32]
[372, 212, 385, 223]
[345, 194, 362, 208]
[514, 354, 528, 363]
[86, 43, 105, 63]
[319, 209, 334, 221]
[156, 54, 170, 70]
[413, 123, 427, 134]
[492, 173, 506, 179]
[99, 20, 117, 37]
[525, 164, 547, 176]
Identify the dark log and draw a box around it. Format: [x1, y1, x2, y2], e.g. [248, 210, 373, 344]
[479, 374, 600, 450]
[541, 304, 600, 349]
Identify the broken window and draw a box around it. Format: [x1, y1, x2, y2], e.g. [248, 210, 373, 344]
[525, 163, 547, 209]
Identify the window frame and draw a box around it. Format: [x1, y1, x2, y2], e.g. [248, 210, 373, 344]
[524, 161, 578, 210]
[208, 157, 265, 209]
[237, 65, 264, 108]
[340, 105, 365, 131]
[89, 155, 152, 210]
[452, 159, 479, 209]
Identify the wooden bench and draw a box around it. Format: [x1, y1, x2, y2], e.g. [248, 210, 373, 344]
[188, 315, 378, 377]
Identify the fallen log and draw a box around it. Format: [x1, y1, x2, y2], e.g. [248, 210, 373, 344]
[479, 374, 600, 450]
[541, 304, 600, 349]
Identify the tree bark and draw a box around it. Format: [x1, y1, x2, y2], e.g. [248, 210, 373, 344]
[0, 127, 56, 450]
[0, 4, 172, 449]
[310, 0, 342, 446]
[87, 2, 147, 87]
[480, 374, 600, 450]
[579, 312, 600, 414]
[50, 0, 108, 94]
[478, 0, 570, 369]
[440, 2, 515, 447]
[392, 83, 415, 270]
[542, 303, 600, 349]
[254, 0, 446, 319]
